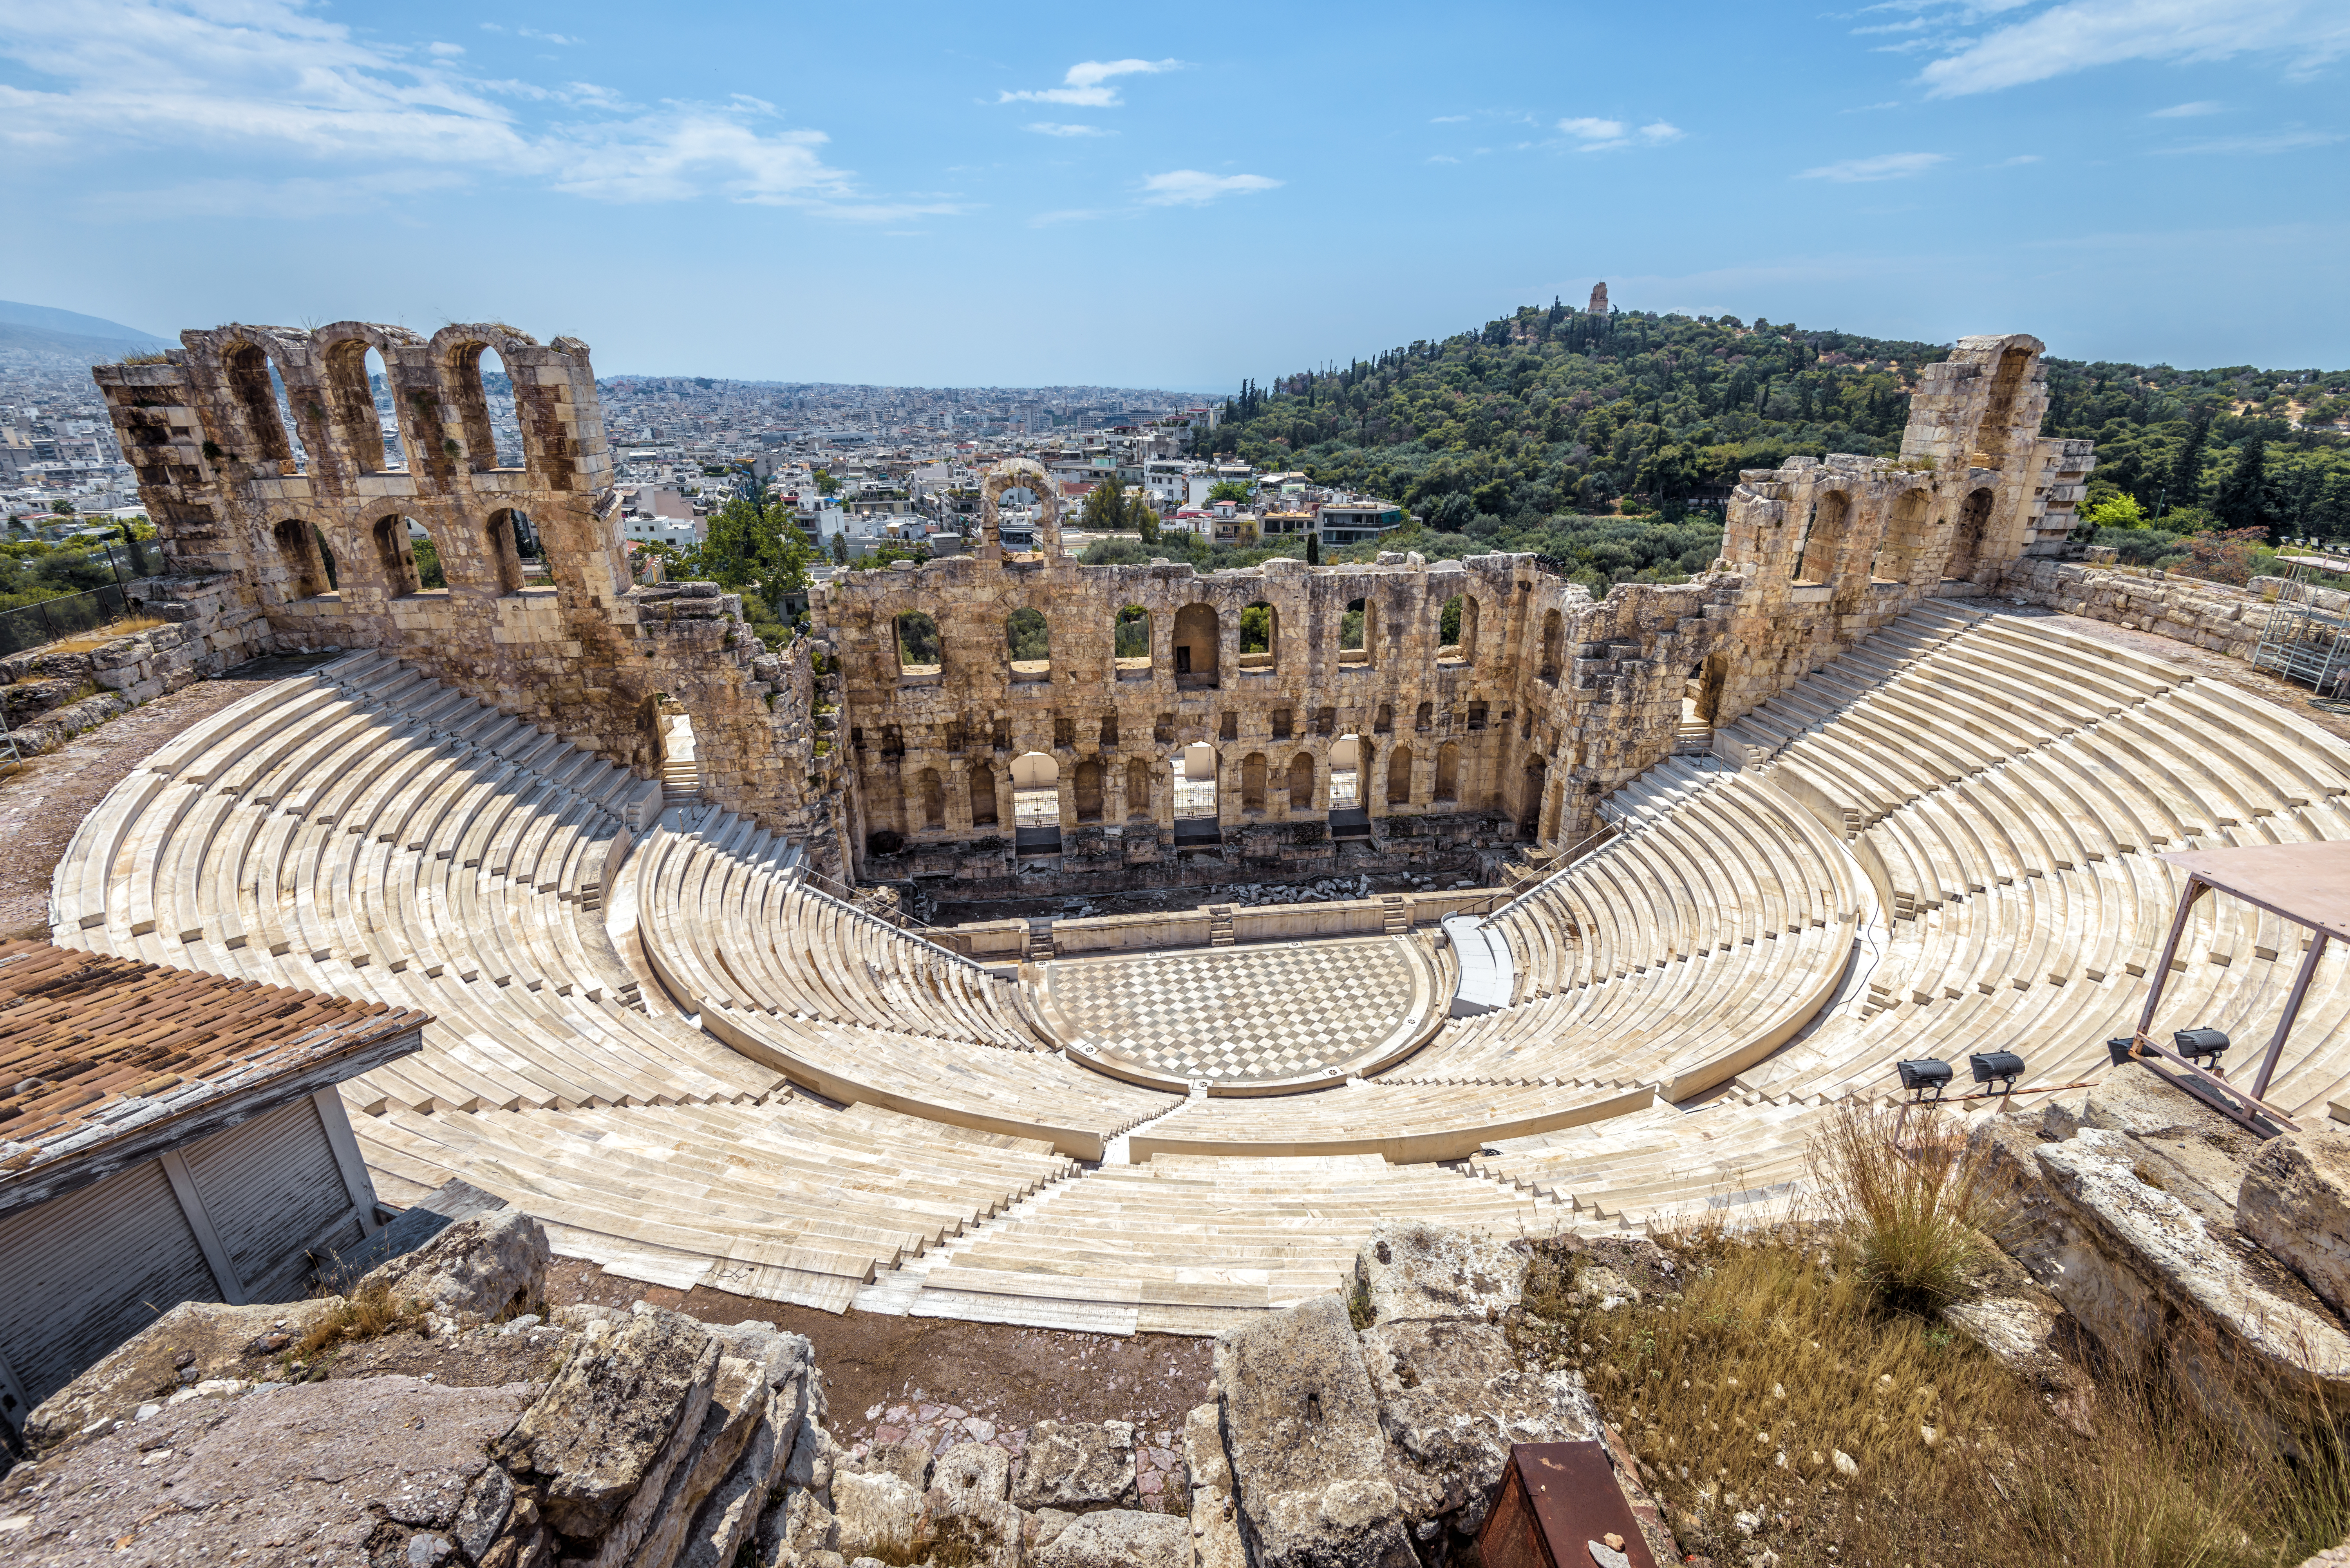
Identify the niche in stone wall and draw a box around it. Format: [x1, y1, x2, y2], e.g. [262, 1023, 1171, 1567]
[919, 768, 946, 829]
[1872, 489, 1932, 585]
[1795, 491, 1852, 585]
[1435, 740, 1461, 803]
[1415, 701, 1433, 733]
[1007, 608, 1050, 679]
[1538, 611, 1562, 683]
[1113, 605, 1151, 677]
[1387, 744, 1414, 806]
[1286, 752, 1316, 813]
[1240, 601, 1276, 673]
[273, 519, 334, 598]
[1173, 603, 1219, 688]
[1945, 488, 1995, 580]
[969, 759, 999, 826]
[1240, 752, 1267, 811]
[1520, 755, 1549, 839]
[1374, 703, 1393, 735]
[897, 611, 942, 676]
[1125, 757, 1152, 818]
[1073, 758, 1105, 822]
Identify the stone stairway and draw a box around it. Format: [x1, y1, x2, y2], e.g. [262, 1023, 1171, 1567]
[849, 1170, 1089, 1316]
[1022, 917, 1056, 961]
[1208, 906, 1235, 947]
[1380, 895, 1409, 936]
[661, 754, 700, 805]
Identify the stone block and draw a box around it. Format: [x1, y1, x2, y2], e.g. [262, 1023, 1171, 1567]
[1032, 1509, 1190, 1568]
[2240, 1120, 2350, 1321]
[1352, 1220, 1531, 1325]
[1011, 1419, 1137, 1510]
[361, 1209, 550, 1324]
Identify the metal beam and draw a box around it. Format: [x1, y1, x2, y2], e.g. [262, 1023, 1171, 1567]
[2253, 932, 2330, 1103]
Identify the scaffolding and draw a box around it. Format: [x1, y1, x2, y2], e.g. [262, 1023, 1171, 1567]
[2250, 553, 2350, 696]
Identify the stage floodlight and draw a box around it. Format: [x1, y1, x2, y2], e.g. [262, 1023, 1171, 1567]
[1897, 1059, 1953, 1101]
[2107, 1036, 2137, 1067]
[2174, 1028, 2229, 1069]
[1970, 1052, 2025, 1094]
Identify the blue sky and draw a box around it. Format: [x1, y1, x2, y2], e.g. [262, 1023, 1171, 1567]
[2, 0, 2345, 387]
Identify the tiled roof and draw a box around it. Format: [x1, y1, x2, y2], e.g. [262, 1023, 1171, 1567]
[0, 940, 428, 1183]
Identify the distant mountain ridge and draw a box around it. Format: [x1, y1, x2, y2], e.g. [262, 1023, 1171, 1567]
[0, 300, 170, 348]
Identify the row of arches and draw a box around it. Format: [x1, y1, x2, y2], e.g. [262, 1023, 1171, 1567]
[1788, 485, 1997, 588]
[889, 593, 1491, 683]
[267, 509, 535, 601]
[213, 329, 530, 481]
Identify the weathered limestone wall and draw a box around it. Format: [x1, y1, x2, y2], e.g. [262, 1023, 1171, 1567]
[92, 320, 845, 876]
[1996, 558, 2280, 662]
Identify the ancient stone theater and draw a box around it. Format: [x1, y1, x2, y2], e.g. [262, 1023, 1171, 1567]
[24, 314, 2346, 1349]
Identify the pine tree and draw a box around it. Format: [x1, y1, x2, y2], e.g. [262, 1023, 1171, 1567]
[1306, 531, 1321, 565]
[2212, 439, 2272, 535]
[2164, 406, 2214, 517]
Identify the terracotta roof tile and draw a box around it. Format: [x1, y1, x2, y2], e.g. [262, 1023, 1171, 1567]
[0, 940, 428, 1183]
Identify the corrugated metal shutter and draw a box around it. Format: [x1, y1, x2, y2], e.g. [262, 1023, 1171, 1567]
[0, 1159, 217, 1413]
[183, 1095, 351, 1303]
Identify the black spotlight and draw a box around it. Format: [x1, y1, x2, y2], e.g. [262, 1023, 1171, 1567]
[2175, 1028, 2229, 1070]
[2107, 1036, 2138, 1067]
[1897, 1059, 1954, 1100]
[1970, 1051, 2026, 1094]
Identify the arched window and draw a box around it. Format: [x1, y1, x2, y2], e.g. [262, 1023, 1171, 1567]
[968, 759, 999, 826]
[273, 519, 331, 598]
[1538, 610, 1563, 683]
[1240, 752, 1267, 811]
[1329, 735, 1363, 807]
[1796, 491, 1851, 584]
[1073, 758, 1105, 822]
[1415, 701, 1433, 732]
[1374, 703, 1393, 734]
[918, 768, 945, 829]
[1286, 753, 1316, 812]
[1173, 602, 1219, 686]
[221, 343, 291, 465]
[485, 509, 527, 594]
[1386, 745, 1414, 806]
[1125, 757, 1152, 818]
[404, 518, 446, 589]
[1011, 751, 1059, 825]
[1340, 598, 1371, 665]
[1440, 594, 1478, 664]
[1007, 608, 1050, 677]
[364, 348, 403, 470]
[1240, 600, 1276, 672]
[1521, 757, 1549, 838]
[372, 515, 421, 595]
[324, 341, 386, 472]
[896, 611, 942, 675]
[477, 346, 521, 469]
[1435, 741, 1461, 802]
[1113, 605, 1150, 676]
[1945, 489, 1995, 580]
[1872, 489, 1931, 585]
[1173, 743, 1217, 818]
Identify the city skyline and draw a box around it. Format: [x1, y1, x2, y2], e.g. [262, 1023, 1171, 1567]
[1, 0, 2345, 386]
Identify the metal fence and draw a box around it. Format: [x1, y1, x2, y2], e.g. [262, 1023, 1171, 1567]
[0, 584, 134, 658]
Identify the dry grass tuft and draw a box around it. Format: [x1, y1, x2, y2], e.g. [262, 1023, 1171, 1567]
[1810, 1098, 2005, 1314]
[47, 616, 167, 654]
[294, 1279, 427, 1359]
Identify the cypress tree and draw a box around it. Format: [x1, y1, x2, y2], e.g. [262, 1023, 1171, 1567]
[2212, 439, 2271, 534]
[2164, 406, 2214, 517]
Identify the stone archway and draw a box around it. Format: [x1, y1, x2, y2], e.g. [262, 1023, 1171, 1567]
[982, 457, 1063, 559]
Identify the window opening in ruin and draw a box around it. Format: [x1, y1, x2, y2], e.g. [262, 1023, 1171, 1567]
[1011, 751, 1060, 826]
[968, 759, 999, 826]
[1241, 752, 1267, 811]
[1872, 489, 1931, 586]
[220, 343, 291, 468]
[1520, 711, 1534, 741]
[1522, 756, 1549, 840]
[266, 358, 307, 473]
[1219, 711, 1238, 743]
[880, 724, 904, 756]
[1945, 489, 1994, 581]
[372, 515, 421, 596]
[1113, 605, 1151, 676]
[1271, 707, 1292, 741]
[1466, 701, 1488, 731]
[1006, 607, 1050, 678]
[405, 518, 448, 590]
[1329, 735, 1363, 808]
[1173, 603, 1219, 688]
[894, 611, 942, 676]
[1125, 757, 1152, 818]
[364, 348, 404, 471]
[918, 768, 946, 830]
[1239, 601, 1276, 673]
[1972, 348, 2031, 466]
[1314, 707, 1336, 737]
[1099, 714, 1119, 746]
[1795, 491, 1851, 585]
[946, 721, 969, 753]
[475, 347, 523, 470]
[1439, 595, 1478, 664]
[485, 509, 528, 595]
[1374, 703, 1393, 735]
[1435, 740, 1461, 802]
[1387, 744, 1414, 806]
[1154, 714, 1175, 744]
[1286, 753, 1316, 812]
[1054, 716, 1075, 748]
[1173, 743, 1217, 818]
[273, 519, 331, 599]
[1415, 701, 1433, 732]
[1073, 758, 1105, 822]
[1538, 610, 1562, 683]
[992, 719, 1010, 751]
[1340, 598, 1370, 665]
[325, 341, 385, 472]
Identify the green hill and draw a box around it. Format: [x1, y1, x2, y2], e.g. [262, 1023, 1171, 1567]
[1200, 302, 2350, 586]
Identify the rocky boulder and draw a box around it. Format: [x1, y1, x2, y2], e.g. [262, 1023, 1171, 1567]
[1352, 1219, 1531, 1325]
[1010, 1419, 1137, 1511]
[362, 1208, 551, 1327]
[1213, 1292, 1416, 1568]
[1032, 1508, 1191, 1567]
[20, 1296, 345, 1451]
[2240, 1118, 2350, 1321]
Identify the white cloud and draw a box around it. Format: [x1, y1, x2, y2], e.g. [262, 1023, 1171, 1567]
[1556, 116, 1681, 151]
[1797, 151, 1949, 181]
[1024, 122, 1114, 137]
[1918, 0, 2350, 97]
[2151, 99, 2224, 116]
[1430, 114, 1469, 123]
[1138, 169, 1281, 206]
[428, 41, 464, 57]
[1638, 121, 1685, 145]
[2156, 128, 2344, 153]
[0, 0, 933, 218]
[1426, 154, 1461, 164]
[997, 58, 1179, 108]
[481, 23, 581, 45]
[1843, 100, 1904, 112]
[1558, 116, 1628, 144]
[1995, 152, 2044, 164]
[1029, 208, 1106, 227]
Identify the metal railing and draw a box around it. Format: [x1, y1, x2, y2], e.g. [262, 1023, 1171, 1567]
[0, 583, 132, 658]
[1475, 821, 1625, 931]
[788, 858, 1006, 979]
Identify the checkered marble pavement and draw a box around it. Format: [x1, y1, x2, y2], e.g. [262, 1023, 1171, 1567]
[1045, 938, 1417, 1085]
